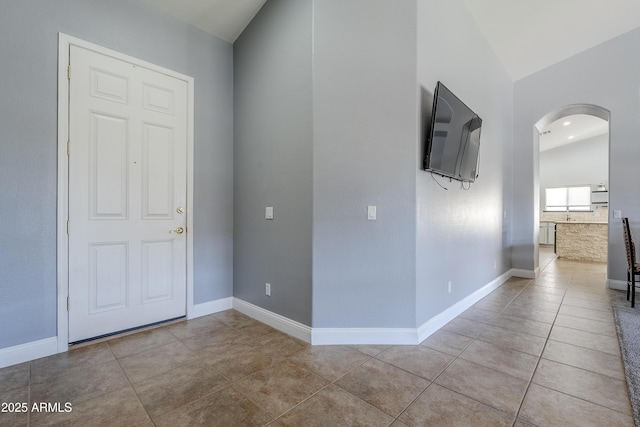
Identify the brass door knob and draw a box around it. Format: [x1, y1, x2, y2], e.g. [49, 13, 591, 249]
[170, 227, 184, 234]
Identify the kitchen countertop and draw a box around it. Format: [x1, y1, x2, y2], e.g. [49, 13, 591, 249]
[554, 221, 608, 224]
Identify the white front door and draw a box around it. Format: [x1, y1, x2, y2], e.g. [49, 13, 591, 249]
[68, 45, 188, 343]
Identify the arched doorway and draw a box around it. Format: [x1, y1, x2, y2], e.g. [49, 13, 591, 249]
[534, 104, 610, 273]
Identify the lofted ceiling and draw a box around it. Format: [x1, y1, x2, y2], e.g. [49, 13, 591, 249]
[138, 0, 267, 43]
[462, 0, 640, 80]
[138, 0, 631, 149]
[139, 0, 640, 81]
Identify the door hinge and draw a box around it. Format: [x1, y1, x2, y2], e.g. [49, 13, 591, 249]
[67, 296, 70, 311]
[67, 65, 71, 80]
[67, 140, 70, 156]
[66, 220, 70, 235]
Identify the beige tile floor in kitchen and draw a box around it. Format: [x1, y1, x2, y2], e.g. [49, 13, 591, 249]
[0, 246, 633, 426]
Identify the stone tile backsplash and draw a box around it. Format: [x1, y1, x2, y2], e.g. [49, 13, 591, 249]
[540, 206, 608, 223]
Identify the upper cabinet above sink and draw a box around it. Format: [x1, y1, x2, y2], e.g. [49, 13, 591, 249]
[591, 190, 608, 206]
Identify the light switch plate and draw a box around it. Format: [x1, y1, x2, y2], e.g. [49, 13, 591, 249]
[613, 210, 622, 219]
[367, 206, 376, 220]
[265, 207, 274, 220]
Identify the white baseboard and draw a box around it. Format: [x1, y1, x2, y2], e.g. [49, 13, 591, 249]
[608, 279, 627, 291]
[188, 297, 233, 320]
[233, 298, 312, 343]
[311, 328, 418, 345]
[0, 337, 59, 369]
[312, 270, 513, 345]
[0, 297, 233, 368]
[511, 268, 536, 279]
[417, 269, 513, 342]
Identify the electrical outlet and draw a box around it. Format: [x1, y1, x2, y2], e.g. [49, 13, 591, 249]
[265, 283, 271, 296]
[448, 281, 452, 293]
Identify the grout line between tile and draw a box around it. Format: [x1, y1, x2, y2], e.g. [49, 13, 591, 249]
[512, 256, 571, 426]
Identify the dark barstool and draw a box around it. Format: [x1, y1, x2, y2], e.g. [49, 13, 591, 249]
[622, 217, 640, 307]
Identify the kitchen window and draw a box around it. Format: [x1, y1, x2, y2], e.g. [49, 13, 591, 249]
[545, 186, 591, 211]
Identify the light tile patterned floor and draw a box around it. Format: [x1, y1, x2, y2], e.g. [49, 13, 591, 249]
[0, 248, 633, 426]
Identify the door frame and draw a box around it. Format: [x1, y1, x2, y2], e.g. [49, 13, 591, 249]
[56, 33, 195, 353]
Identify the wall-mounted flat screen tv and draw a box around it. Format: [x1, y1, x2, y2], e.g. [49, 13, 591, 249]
[423, 81, 482, 182]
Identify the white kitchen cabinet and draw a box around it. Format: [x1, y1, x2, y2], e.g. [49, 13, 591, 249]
[539, 223, 548, 244]
[539, 222, 555, 245]
[591, 190, 608, 207]
[547, 223, 555, 246]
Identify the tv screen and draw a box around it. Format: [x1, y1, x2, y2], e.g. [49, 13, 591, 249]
[423, 82, 482, 182]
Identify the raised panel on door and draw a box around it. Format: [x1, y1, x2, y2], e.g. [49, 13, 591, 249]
[88, 242, 128, 313]
[90, 112, 129, 219]
[90, 68, 129, 104]
[143, 83, 175, 115]
[142, 123, 174, 219]
[141, 240, 174, 303]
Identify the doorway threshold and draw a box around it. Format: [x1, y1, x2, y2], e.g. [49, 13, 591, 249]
[68, 316, 186, 348]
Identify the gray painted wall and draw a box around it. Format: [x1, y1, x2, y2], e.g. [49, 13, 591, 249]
[234, 0, 416, 328]
[233, 0, 313, 325]
[0, 0, 233, 349]
[514, 27, 640, 282]
[539, 134, 609, 211]
[235, 0, 514, 330]
[415, 0, 514, 326]
[312, 0, 418, 328]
